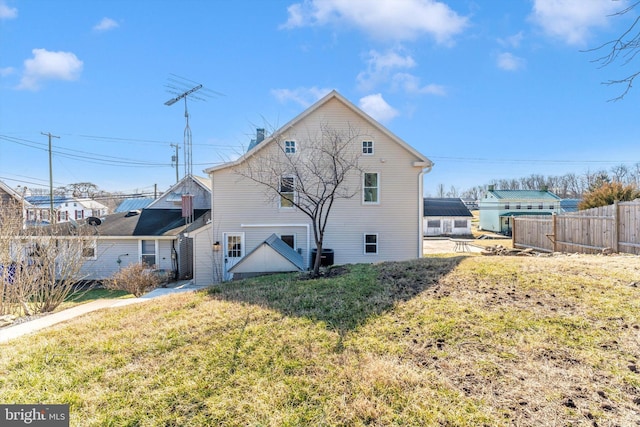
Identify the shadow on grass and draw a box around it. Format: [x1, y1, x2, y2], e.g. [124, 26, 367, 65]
[207, 256, 466, 333]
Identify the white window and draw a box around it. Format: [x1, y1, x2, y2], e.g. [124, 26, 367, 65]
[427, 219, 441, 228]
[364, 234, 378, 254]
[280, 177, 295, 208]
[504, 203, 510, 209]
[141, 240, 156, 267]
[362, 141, 374, 155]
[284, 140, 296, 154]
[454, 219, 467, 228]
[363, 172, 379, 204]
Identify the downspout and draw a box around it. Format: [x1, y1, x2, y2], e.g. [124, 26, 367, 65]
[418, 162, 434, 258]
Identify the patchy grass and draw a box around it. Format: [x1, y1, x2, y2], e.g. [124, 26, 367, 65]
[0, 255, 639, 426]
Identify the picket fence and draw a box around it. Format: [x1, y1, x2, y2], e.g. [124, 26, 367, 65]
[512, 200, 640, 254]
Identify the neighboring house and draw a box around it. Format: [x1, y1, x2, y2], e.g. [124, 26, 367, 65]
[204, 90, 433, 282]
[23, 175, 213, 283]
[24, 195, 109, 225]
[423, 198, 473, 237]
[478, 187, 561, 234]
[0, 181, 31, 229]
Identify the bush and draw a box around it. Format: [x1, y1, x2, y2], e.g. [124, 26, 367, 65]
[579, 181, 640, 210]
[106, 263, 161, 297]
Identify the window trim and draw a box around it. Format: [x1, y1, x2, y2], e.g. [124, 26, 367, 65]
[362, 140, 374, 155]
[140, 239, 157, 267]
[279, 176, 296, 209]
[453, 219, 468, 229]
[364, 233, 379, 255]
[284, 140, 296, 155]
[363, 172, 380, 205]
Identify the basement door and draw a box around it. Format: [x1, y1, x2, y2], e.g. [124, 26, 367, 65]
[223, 232, 244, 281]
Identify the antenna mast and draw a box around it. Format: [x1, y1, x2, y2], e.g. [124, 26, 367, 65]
[164, 74, 221, 226]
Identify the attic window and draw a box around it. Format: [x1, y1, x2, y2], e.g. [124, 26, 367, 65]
[284, 140, 296, 154]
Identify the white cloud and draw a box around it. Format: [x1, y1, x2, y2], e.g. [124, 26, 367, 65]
[497, 31, 524, 48]
[0, 66, 15, 77]
[530, 0, 621, 45]
[0, 1, 17, 20]
[497, 52, 525, 71]
[93, 17, 119, 32]
[282, 0, 468, 44]
[358, 93, 399, 123]
[357, 49, 416, 91]
[18, 48, 83, 91]
[392, 73, 446, 95]
[271, 86, 333, 107]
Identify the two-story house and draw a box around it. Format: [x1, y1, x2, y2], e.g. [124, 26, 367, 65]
[478, 186, 561, 234]
[24, 195, 109, 225]
[204, 90, 433, 282]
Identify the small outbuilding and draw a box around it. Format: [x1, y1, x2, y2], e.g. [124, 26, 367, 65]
[423, 198, 473, 236]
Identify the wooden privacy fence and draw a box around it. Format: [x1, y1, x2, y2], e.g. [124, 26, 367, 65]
[512, 200, 640, 255]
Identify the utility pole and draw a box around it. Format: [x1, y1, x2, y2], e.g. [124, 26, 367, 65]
[42, 132, 60, 224]
[170, 143, 180, 183]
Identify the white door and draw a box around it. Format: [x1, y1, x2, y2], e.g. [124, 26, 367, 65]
[223, 232, 244, 281]
[443, 220, 452, 234]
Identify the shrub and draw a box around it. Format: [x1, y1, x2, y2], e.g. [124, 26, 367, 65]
[106, 263, 161, 297]
[579, 181, 640, 210]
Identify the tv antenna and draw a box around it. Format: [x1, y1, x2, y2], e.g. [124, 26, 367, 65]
[164, 74, 222, 225]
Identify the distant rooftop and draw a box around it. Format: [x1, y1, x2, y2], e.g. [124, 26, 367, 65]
[424, 198, 473, 217]
[115, 197, 156, 213]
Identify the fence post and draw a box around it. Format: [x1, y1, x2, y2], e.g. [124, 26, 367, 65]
[511, 216, 516, 248]
[613, 200, 619, 253]
[552, 212, 557, 253]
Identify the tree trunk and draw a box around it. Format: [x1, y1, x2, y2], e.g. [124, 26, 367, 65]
[312, 241, 323, 277]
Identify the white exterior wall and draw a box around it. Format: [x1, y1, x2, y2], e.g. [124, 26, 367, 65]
[423, 217, 472, 236]
[79, 238, 176, 281]
[210, 97, 426, 280]
[191, 223, 216, 287]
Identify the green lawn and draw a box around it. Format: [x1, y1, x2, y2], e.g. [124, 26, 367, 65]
[1, 255, 639, 426]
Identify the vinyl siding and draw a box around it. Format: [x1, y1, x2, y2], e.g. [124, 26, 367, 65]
[79, 238, 175, 281]
[210, 97, 425, 273]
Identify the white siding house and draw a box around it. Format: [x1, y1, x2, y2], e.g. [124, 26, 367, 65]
[478, 187, 561, 234]
[205, 90, 433, 282]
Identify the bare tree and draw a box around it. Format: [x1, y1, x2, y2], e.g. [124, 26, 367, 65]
[1, 208, 89, 317]
[237, 123, 364, 277]
[588, 1, 640, 100]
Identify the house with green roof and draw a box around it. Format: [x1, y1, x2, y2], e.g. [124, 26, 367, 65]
[478, 186, 561, 234]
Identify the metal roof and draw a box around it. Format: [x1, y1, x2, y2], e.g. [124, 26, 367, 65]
[486, 190, 561, 201]
[115, 198, 156, 213]
[230, 233, 305, 273]
[423, 198, 473, 217]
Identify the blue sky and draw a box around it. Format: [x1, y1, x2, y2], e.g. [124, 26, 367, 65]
[1, 0, 639, 198]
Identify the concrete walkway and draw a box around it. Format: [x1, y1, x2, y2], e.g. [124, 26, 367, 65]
[0, 281, 208, 344]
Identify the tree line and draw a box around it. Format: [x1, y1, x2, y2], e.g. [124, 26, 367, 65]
[435, 163, 640, 200]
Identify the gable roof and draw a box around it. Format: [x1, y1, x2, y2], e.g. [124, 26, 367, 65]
[204, 90, 432, 174]
[424, 198, 473, 217]
[147, 174, 211, 209]
[0, 181, 31, 206]
[485, 190, 561, 201]
[229, 233, 305, 273]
